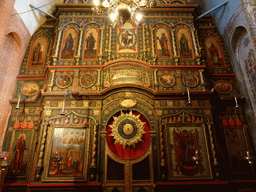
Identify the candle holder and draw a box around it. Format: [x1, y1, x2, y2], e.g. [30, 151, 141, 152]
[232, 91, 239, 108]
[192, 150, 200, 165]
[244, 151, 254, 166]
[0, 157, 9, 185]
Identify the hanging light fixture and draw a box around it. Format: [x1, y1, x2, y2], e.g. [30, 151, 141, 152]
[92, 0, 157, 26]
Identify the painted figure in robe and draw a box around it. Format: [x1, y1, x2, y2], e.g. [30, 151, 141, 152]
[158, 33, 169, 56]
[32, 43, 42, 64]
[63, 33, 74, 56]
[11, 134, 28, 173]
[86, 33, 96, 55]
[180, 33, 190, 57]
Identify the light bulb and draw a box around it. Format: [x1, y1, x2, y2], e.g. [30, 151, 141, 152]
[102, 0, 110, 7]
[93, 0, 100, 6]
[140, 0, 147, 6]
[135, 13, 143, 21]
[110, 12, 117, 22]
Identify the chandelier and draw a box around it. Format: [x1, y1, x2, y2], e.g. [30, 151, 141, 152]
[92, 0, 157, 26]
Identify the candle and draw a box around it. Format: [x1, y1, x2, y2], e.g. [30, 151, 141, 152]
[234, 95, 239, 108]
[187, 88, 191, 104]
[16, 96, 21, 109]
[246, 151, 250, 156]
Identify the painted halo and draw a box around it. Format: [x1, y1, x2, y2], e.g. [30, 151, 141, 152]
[183, 73, 199, 87]
[214, 80, 232, 94]
[80, 73, 95, 88]
[56, 74, 72, 88]
[159, 74, 175, 87]
[21, 82, 40, 96]
[109, 111, 146, 149]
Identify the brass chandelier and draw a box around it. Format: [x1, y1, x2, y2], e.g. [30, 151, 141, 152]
[92, 0, 157, 26]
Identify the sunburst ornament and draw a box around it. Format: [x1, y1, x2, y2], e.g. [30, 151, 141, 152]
[109, 111, 146, 149]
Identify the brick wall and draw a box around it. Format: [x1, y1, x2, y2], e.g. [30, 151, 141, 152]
[0, 7, 31, 151]
[0, 0, 15, 49]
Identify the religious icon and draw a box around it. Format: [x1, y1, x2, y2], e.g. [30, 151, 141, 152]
[60, 27, 77, 60]
[156, 28, 171, 58]
[205, 36, 225, 68]
[224, 128, 253, 174]
[21, 82, 40, 96]
[27, 36, 48, 68]
[32, 43, 42, 63]
[243, 48, 256, 96]
[159, 74, 175, 87]
[56, 74, 72, 88]
[173, 129, 200, 176]
[168, 126, 212, 179]
[111, 66, 143, 85]
[117, 22, 138, 53]
[7, 130, 33, 177]
[11, 134, 28, 174]
[214, 80, 232, 94]
[83, 28, 99, 60]
[183, 73, 198, 87]
[177, 28, 193, 58]
[121, 30, 134, 48]
[46, 127, 88, 178]
[80, 73, 95, 88]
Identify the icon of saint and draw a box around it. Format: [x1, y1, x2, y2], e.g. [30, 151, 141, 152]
[11, 134, 28, 174]
[62, 33, 74, 58]
[157, 33, 169, 56]
[180, 33, 191, 57]
[209, 43, 222, 66]
[85, 33, 96, 56]
[32, 43, 42, 64]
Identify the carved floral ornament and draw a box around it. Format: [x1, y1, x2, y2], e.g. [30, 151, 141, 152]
[109, 111, 146, 148]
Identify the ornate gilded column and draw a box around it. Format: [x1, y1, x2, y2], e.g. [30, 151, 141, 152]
[150, 28, 157, 65]
[35, 123, 49, 180]
[206, 122, 219, 178]
[176, 70, 182, 91]
[52, 27, 62, 65]
[75, 28, 83, 65]
[195, 29, 202, 55]
[191, 27, 201, 65]
[46, 70, 56, 91]
[142, 23, 147, 61]
[96, 69, 101, 91]
[199, 69, 206, 91]
[90, 123, 98, 180]
[154, 69, 159, 91]
[73, 70, 79, 92]
[192, 27, 199, 57]
[99, 25, 105, 65]
[171, 28, 179, 65]
[159, 123, 166, 180]
[47, 70, 55, 91]
[171, 29, 177, 57]
[108, 25, 112, 61]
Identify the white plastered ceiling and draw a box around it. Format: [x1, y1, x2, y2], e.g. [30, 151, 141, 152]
[14, 0, 63, 35]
